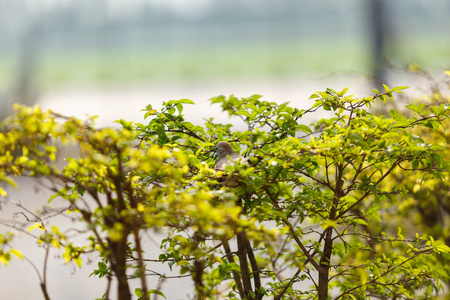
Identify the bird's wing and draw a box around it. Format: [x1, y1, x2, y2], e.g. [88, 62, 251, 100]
[214, 154, 246, 171]
[214, 156, 232, 171]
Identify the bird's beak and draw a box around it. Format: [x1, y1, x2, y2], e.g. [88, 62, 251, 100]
[213, 150, 218, 160]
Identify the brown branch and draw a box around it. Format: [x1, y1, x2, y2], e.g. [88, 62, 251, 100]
[193, 258, 206, 300]
[236, 231, 253, 298]
[335, 250, 426, 299]
[294, 168, 335, 192]
[134, 228, 149, 300]
[244, 233, 262, 300]
[263, 186, 326, 275]
[274, 268, 301, 300]
[222, 238, 246, 299]
[161, 113, 205, 142]
[337, 159, 401, 219]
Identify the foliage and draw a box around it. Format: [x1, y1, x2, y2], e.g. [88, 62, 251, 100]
[1, 79, 450, 300]
[393, 69, 450, 244]
[368, 67, 450, 297]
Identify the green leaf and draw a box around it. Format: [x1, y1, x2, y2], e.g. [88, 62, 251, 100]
[168, 107, 176, 115]
[339, 87, 349, 96]
[168, 261, 175, 271]
[366, 205, 382, 223]
[180, 266, 189, 275]
[431, 105, 443, 116]
[148, 290, 166, 299]
[405, 104, 418, 114]
[396, 85, 409, 91]
[391, 86, 409, 93]
[389, 109, 398, 119]
[177, 98, 195, 105]
[353, 218, 368, 226]
[177, 260, 190, 266]
[144, 109, 157, 119]
[175, 103, 183, 114]
[297, 124, 312, 134]
[321, 219, 338, 229]
[432, 240, 450, 254]
[113, 119, 134, 130]
[135, 288, 143, 297]
[418, 103, 426, 114]
[48, 192, 59, 203]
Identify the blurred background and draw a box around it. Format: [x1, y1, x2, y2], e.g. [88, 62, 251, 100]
[0, 0, 449, 123]
[0, 0, 449, 299]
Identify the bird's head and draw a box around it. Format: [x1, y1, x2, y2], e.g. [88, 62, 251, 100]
[215, 141, 234, 157]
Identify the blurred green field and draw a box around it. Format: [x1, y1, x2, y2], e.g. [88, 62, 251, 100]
[0, 36, 448, 91]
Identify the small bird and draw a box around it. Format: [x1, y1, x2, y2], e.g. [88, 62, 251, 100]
[214, 141, 246, 188]
[214, 141, 245, 171]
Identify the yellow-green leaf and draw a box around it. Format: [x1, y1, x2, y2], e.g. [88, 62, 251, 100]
[2, 176, 17, 189]
[353, 219, 368, 226]
[27, 223, 45, 234]
[73, 256, 82, 268]
[0, 255, 8, 266]
[10, 249, 23, 260]
[51, 239, 61, 249]
[148, 290, 166, 299]
[321, 219, 338, 229]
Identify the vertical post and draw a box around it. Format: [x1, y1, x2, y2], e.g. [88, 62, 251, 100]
[369, 0, 389, 88]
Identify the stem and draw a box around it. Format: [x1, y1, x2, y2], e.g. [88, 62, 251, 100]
[274, 268, 301, 300]
[244, 233, 262, 300]
[111, 236, 132, 300]
[236, 231, 253, 299]
[337, 159, 401, 218]
[23, 254, 51, 300]
[222, 238, 246, 299]
[42, 243, 50, 300]
[264, 186, 325, 275]
[134, 228, 149, 300]
[193, 258, 206, 299]
[335, 251, 423, 299]
[192, 231, 206, 300]
[105, 274, 112, 300]
[318, 227, 333, 300]
[40, 283, 51, 300]
[319, 163, 343, 300]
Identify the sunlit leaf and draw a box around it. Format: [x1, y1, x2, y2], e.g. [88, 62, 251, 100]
[27, 223, 45, 234]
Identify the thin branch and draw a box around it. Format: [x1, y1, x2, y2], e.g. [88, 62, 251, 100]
[134, 228, 149, 300]
[263, 186, 325, 275]
[274, 268, 301, 300]
[221, 238, 246, 299]
[244, 233, 262, 300]
[337, 159, 401, 218]
[335, 250, 427, 299]
[160, 113, 205, 142]
[41, 243, 51, 300]
[236, 231, 253, 297]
